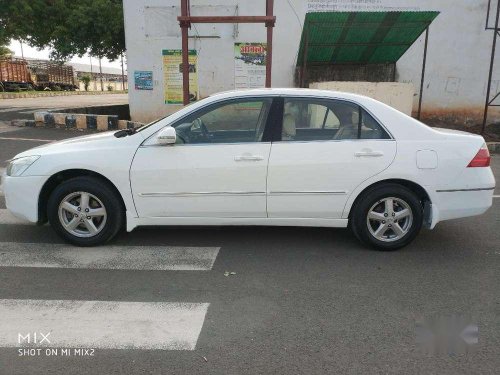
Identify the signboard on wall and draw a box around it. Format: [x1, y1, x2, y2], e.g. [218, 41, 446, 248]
[306, 0, 421, 12]
[134, 71, 153, 90]
[234, 43, 267, 89]
[162, 49, 198, 104]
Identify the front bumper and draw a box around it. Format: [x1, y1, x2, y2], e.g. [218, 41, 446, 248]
[4, 174, 48, 223]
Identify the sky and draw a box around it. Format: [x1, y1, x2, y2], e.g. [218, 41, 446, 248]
[8, 39, 124, 70]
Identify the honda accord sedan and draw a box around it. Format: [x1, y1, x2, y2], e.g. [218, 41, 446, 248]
[2, 89, 495, 250]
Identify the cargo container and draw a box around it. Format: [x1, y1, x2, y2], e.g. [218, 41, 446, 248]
[0, 57, 77, 92]
[0, 58, 34, 92]
[27, 59, 77, 91]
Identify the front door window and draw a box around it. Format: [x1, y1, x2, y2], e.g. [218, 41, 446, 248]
[172, 98, 272, 144]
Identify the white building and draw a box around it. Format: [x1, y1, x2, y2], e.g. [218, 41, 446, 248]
[123, 0, 499, 124]
[69, 63, 128, 91]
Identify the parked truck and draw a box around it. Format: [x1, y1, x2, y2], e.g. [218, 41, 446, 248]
[28, 59, 77, 91]
[0, 57, 33, 92]
[0, 57, 77, 92]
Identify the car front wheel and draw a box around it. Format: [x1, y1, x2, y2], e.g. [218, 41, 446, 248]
[351, 184, 423, 251]
[47, 176, 124, 246]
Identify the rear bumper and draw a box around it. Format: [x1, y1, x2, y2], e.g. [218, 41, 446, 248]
[4, 175, 48, 223]
[430, 187, 494, 228]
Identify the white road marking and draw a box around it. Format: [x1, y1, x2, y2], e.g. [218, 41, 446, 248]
[494, 195, 500, 198]
[0, 210, 30, 225]
[0, 299, 209, 350]
[0, 168, 5, 196]
[0, 137, 53, 142]
[0, 242, 220, 271]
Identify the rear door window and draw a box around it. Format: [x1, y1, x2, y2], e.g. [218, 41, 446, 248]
[281, 98, 390, 141]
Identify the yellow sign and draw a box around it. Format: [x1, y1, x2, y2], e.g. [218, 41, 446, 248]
[162, 49, 198, 104]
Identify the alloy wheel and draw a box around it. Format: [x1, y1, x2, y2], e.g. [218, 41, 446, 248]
[58, 191, 107, 238]
[366, 197, 413, 242]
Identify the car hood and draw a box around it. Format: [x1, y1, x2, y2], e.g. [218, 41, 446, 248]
[13, 131, 144, 159]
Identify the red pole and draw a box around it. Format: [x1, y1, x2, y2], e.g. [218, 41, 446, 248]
[301, 28, 309, 88]
[265, 0, 274, 88]
[181, 0, 190, 105]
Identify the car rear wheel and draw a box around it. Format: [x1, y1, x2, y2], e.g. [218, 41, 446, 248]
[350, 184, 423, 251]
[47, 177, 124, 246]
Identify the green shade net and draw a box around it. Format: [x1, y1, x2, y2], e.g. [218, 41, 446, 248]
[297, 11, 439, 66]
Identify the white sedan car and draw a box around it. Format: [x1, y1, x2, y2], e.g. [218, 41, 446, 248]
[3, 89, 495, 250]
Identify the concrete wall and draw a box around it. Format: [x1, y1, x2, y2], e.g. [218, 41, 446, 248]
[123, 0, 500, 124]
[310, 82, 414, 116]
[78, 80, 128, 92]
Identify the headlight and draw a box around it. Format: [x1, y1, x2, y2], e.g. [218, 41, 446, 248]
[6, 156, 40, 177]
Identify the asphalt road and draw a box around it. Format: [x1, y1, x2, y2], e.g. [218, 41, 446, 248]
[0, 125, 499, 374]
[0, 94, 128, 121]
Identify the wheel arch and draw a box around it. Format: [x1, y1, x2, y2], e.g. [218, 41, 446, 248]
[38, 169, 126, 225]
[347, 178, 432, 222]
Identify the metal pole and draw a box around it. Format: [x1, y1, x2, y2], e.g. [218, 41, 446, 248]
[265, 0, 274, 88]
[181, 0, 190, 105]
[482, 0, 500, 134]
[487, 0, 492, 29]
[99, 58, 104, 91]
[301, 28, 309, 88]
[20, 41, 24, 59]
[121, 54, 126, 91]
[417, 27, 429, 120]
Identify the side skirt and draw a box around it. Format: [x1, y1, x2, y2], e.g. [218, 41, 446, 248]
[126, 216, 348, 232]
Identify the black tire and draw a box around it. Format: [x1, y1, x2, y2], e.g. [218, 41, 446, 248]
[47, 176, 124, 246]
[350, 183, 423, 251]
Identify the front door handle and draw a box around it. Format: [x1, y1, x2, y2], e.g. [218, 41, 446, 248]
[355, 150, 384, 158]
[234, 155, 264, 162]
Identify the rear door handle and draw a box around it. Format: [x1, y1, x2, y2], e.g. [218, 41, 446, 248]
[234, 155, 264, 162]
[355, 151, 384, 158]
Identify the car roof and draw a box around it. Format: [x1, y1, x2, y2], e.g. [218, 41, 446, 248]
[209, 88, 373, 103]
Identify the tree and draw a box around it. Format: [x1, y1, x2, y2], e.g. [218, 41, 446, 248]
[0, 0, 125, 62]
[0, 45, 14, 57]
[79, 75, 92, 91]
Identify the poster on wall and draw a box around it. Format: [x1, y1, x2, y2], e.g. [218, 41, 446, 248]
[234, 43, 267, 89]
[162, 49, 198, 104]
[134, 71, 153, 90]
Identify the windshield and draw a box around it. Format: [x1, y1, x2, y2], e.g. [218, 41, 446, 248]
[135, 117, 166, 133]
[135, 100, 200, 133]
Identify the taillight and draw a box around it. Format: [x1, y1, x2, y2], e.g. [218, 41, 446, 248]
[467, 144, 491, 168]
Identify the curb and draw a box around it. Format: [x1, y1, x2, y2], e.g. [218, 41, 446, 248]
[0, 91, 128, 100]
[12, 112, 142, 131]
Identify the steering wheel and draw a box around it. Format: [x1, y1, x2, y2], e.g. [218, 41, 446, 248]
[193, 118, 210, 140]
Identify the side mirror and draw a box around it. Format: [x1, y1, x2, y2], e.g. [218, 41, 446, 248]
[157, 126, 176, 145]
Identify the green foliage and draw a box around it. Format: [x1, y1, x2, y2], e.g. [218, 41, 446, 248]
[0, 0, 125, 61]
[0, 45, 13, 57]
[107, 85, 113, 91]
[79, 75, 92, 91]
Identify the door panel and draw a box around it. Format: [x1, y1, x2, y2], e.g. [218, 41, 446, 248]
[267, 140, 396, 219]
[131, 97, 275, 219]
[131, 143, 271, 218]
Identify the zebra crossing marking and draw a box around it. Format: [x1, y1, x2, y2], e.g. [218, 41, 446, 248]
[0, 167, 5, 196]
[0, 209, 29, 225]
[0, 242, 220, 271]
[0, 299, 209, 350]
